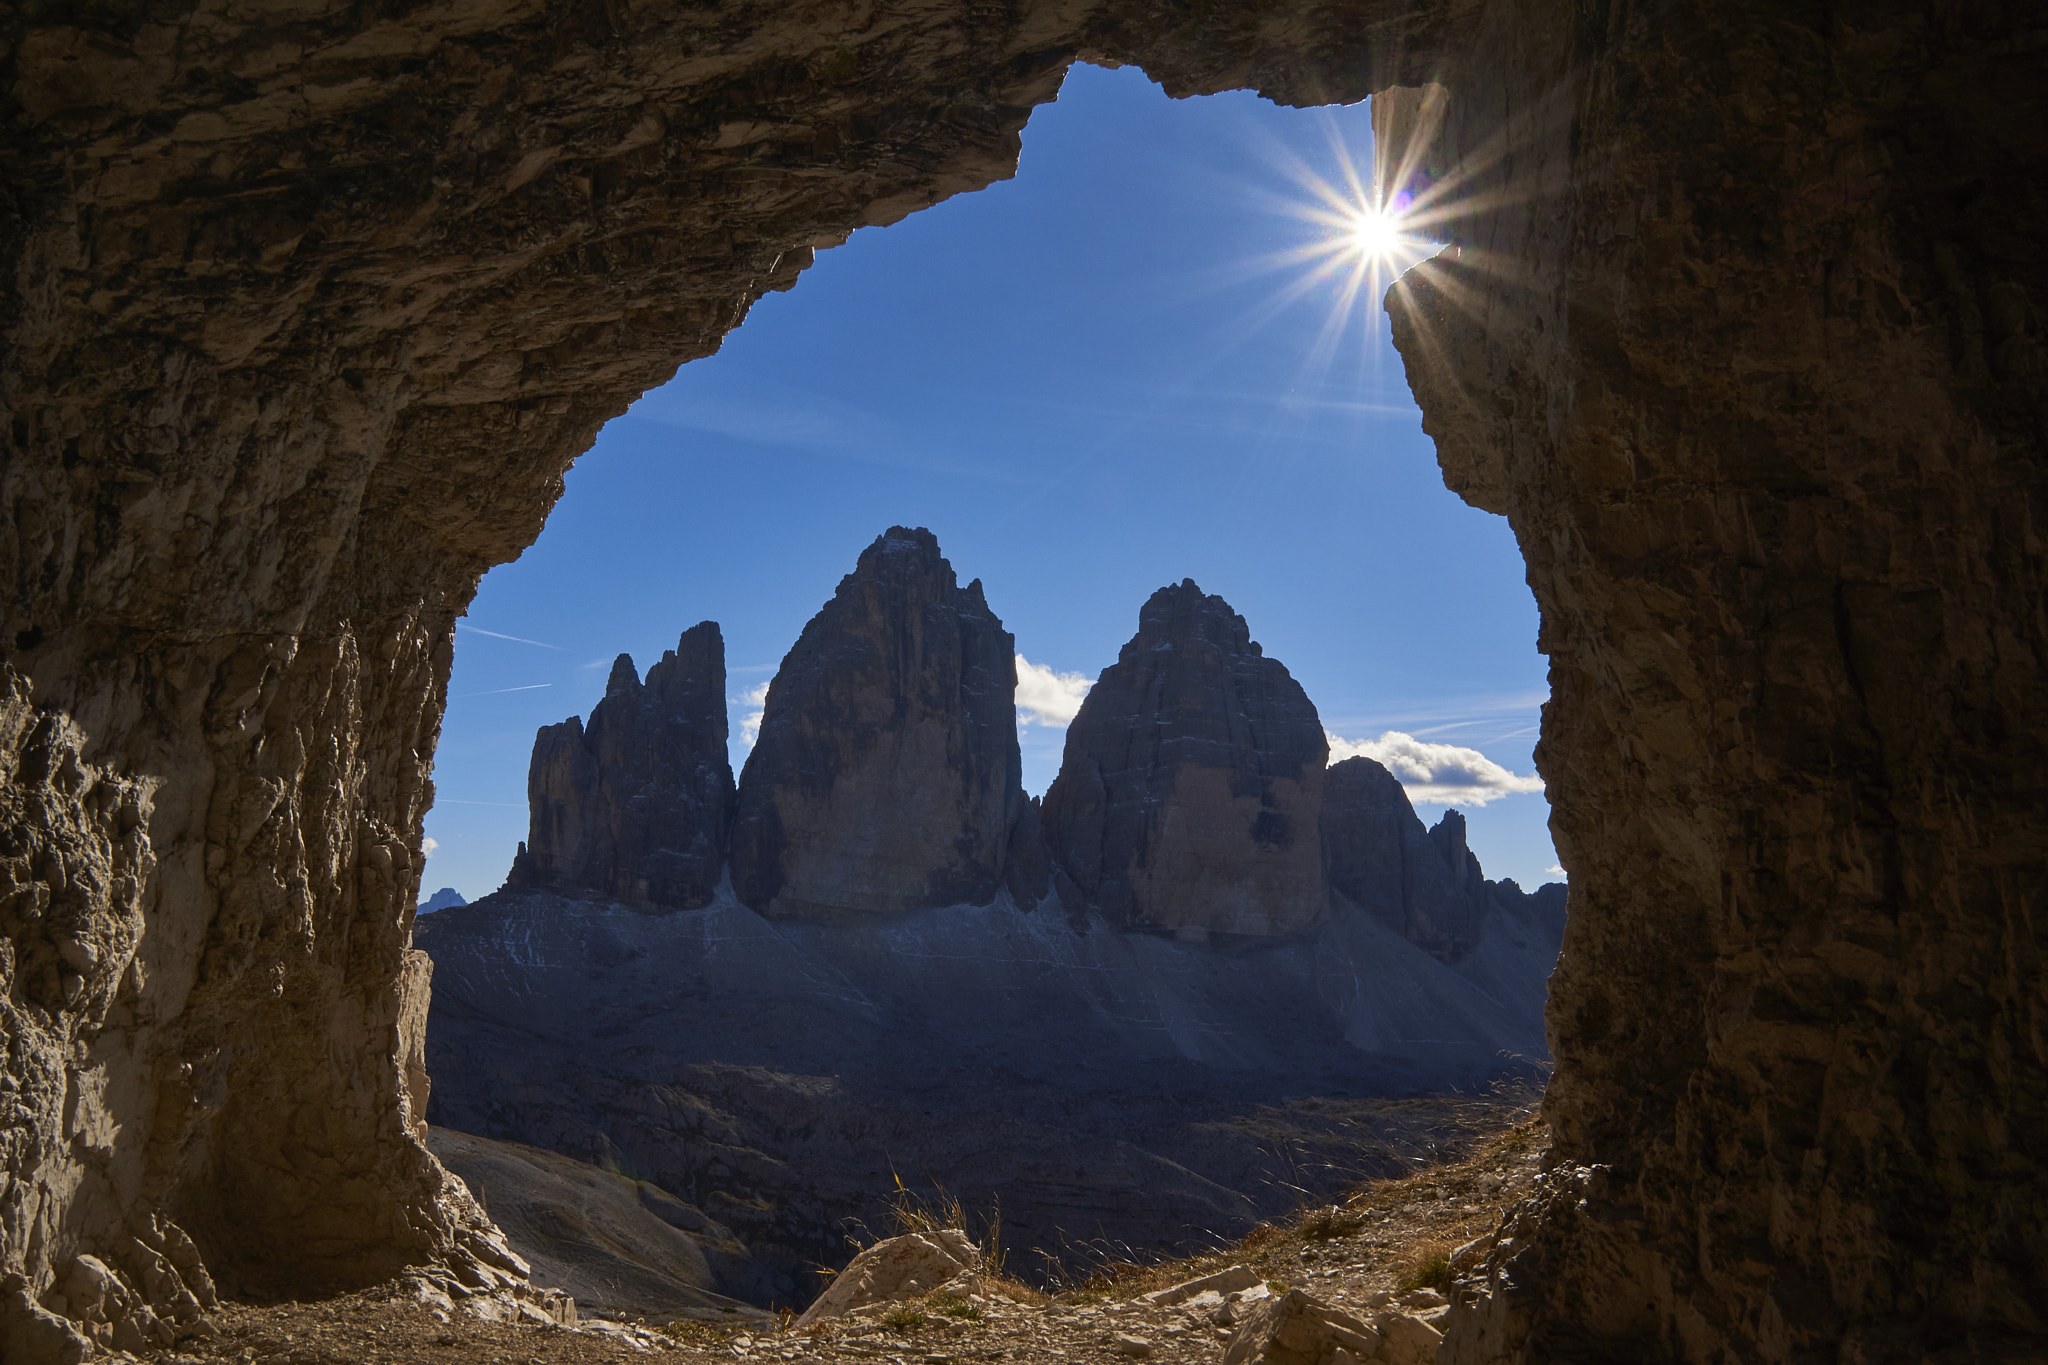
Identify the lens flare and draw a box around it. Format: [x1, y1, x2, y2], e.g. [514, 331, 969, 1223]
[1228, 84, 1543, 390]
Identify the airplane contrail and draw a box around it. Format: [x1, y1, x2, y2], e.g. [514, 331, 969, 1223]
[457, 624, 565, 650]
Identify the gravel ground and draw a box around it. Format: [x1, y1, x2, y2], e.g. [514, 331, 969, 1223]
[122, 1110, 1546, 1365]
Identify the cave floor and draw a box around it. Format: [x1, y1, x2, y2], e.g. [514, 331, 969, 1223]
[130, 1114, 1544, 1365]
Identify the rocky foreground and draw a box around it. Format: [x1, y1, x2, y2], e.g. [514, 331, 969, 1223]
[111, 1107, 1545, 1365]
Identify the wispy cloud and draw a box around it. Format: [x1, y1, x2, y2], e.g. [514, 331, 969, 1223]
[634, 374, 898, 450]
[1326, 729, 1545, 806]
[1015, 654, 1093, 728]
[1320, 691, 1548, 746]
[1546, 864, 1567, 879]
[629, 371, 1032, 484]
[733, 682, 771, 749]
[422, 837, 439, 855]
[457, 623, 565, 650]
[453, 683, 551, 699]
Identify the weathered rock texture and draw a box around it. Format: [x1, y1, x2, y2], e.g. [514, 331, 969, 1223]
[1219, 1287, 1438, 1365]
[730, 528, 1028, 920]
[506, 623, 733, 911]
[1042, 582, 1329, 939]
[3, 0, 2042, 1360]
[1321, 759, 1556, 964]
[789, 1229, 978, 1330]
[1375, 10, 2048, 1363]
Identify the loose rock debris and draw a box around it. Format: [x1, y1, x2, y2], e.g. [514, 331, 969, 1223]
[115, 1119, 1548, 1365]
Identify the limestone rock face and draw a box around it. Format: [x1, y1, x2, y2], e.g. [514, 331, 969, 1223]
[507, 624, 733, 912]
[1042, 582, 1328, 938]
[1378, 8, 2048, 1360]
[730, 529, 1027, 920]
[1321, 759, 1514, 962]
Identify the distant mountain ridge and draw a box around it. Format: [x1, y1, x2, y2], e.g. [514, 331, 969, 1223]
[479, 527, 1556, 954]
[418, 886, 466, 914]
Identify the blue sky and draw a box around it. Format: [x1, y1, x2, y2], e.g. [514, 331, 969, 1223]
[420, 65, 1560, 902]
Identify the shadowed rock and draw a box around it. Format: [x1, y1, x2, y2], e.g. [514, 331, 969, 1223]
[1042, 581, 1328, 939]
[729, 528, 1028, 920]
[1321, 759, 1489, 962]
[507, 623, 733, 912]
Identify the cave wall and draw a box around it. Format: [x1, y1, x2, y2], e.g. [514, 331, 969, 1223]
[1383, 3, 2048, 1359]
[0, 0, 2040, 1360]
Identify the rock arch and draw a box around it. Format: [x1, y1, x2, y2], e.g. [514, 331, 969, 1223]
[2, 1, 2040, 1360]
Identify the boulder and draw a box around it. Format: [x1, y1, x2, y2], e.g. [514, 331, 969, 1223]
[1042, 582, 1328, 938]
[1140, 1263, 1264, 1307]
[0, 1275, 91, 1365]
[730, 528, 1029, 920]
[790, 1230, 979, 1330]
[1220, 1289, 1383, 1365]
[1369, 1308, 1445, 1365]
[507, 622, 734, 911]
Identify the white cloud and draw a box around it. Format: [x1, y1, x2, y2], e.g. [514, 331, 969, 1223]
[1546, 864, 1567, 879]
[735, 683, 770, 749]
[1325, 729, 1545, 806]
[421, 837, 439, 856]
[1015, 655, 1092, 728]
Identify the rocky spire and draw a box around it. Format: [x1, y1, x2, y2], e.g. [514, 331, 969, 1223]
[1320, 757, 1506, 961]
[507, 621, 734, 911]
[728, 527, 1030, 919]
[1040, 580, 1329, 939]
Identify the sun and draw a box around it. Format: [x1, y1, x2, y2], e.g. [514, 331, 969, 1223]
[1234, 86, 1533, 379]
[1245, 125, 1449, 367]
[1344, 205, 1409, 265]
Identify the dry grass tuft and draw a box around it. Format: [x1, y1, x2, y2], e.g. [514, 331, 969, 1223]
[1296, 1205, 1369, 1242]
[973, 1271, 1049, 1306]
[655, 1318, 740, 1346]
[1238, 1224, 1285, 1252]
[1393, 1240, 1456, 1294]
[888, 1172, 969, 1239]
[880, 1305, 929, 1333]
[923, 1291, 982, 1321]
